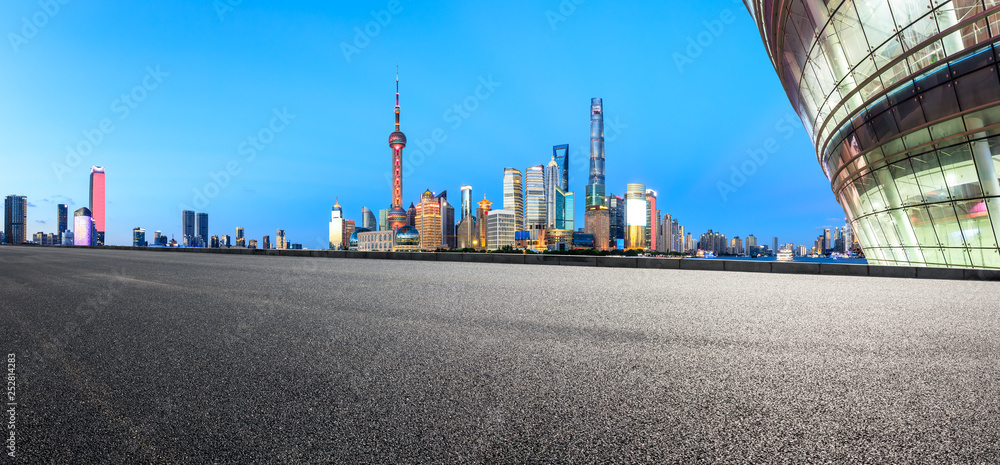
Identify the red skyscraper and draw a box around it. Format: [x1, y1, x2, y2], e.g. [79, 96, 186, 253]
[89, 166, 105, 246]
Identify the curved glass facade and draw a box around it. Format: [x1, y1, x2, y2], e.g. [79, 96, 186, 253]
[747, 0, 1000, 268]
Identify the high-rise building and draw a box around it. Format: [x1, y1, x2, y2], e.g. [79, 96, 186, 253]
[387, 66, 409, 231]
[262, 235, 271, 250]
[153, 231, 162, 245]
[362, 206, 377, 231]
[236, 227, 246, 248]
[435, 191, 455, 249]
[772, 237, 779, 254]
[661, 214, 674, 253]
[502, 168, 524, 230]
[378, 208, 390, 231]
[196, 213, 209, 246]
[345, 220, 356, 248]
[460, 185, 473, 222]
[645, 189, 659, 251]
[584, 206, 610, 251]
[132, 227, 146, 247]
[679, 225, 686, 252]
[457, 216, 476, 249]
[57, 203, 68, 243]
[73, 207, 92, 246]
[476, 196, 492, 250]
[89, 166, 105, 246]
[606, 194, 625, 248]
[329, 200, 346, 250]
[3, 195, 27, 245]
[545, 156, 565, 229]
[585, 99, 608, 246]
[486, 209, 516, 250]
[746, 1, 1000, 268]
[276, 229, 286, 250]
[181, 210, 195, 247]
[562, 190, 575, 232]
[553, 144, 569, 192]
[221, 234, 231, 247]
[406, 202, 416, 228]
[415, 189, 441, 250]
[625, 183, 647, 250]
[524, 164, 546, 242]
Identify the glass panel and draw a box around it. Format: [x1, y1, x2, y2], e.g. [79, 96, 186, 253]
[929, 116, 967, 140]
[832, 4, 871, 66]
[955, 65, 1000, 110]
[954, 199, 998, 248]
[856, 0, 897, 50]
[937, 143, 984, 199]
[907, 206, 940, 245]
[887, 0, 934, 27]
[968, 247, 1000, 268]
[912, 151, 950, 202]
[927, 202, 968, 247]
[893, 94, 927, 132]
[943, 247, 974, 267]
[920, 82, 961, 122]
[920, 247, 947, 267]
[890, 158, 923, 205]
[909, 40, 946, 71]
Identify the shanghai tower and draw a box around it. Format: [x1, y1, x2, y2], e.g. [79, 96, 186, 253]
[586, 98, 605, 208]
[386, 66, 408, 231]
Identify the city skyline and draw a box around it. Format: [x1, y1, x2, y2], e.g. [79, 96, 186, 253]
[0, 1, 845, 249]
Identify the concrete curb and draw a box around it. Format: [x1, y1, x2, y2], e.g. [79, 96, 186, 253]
[14, 245, 1000, 281]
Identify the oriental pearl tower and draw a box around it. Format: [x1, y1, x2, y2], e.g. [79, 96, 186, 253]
[386, 66, 408, 231]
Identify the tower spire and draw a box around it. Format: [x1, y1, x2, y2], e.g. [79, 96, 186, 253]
[394, 62, 400, 131]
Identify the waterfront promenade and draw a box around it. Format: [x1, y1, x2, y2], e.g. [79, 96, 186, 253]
[1, 246, 998, 462]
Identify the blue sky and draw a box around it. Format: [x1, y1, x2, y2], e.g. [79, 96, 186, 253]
[1, 0, 846, 248]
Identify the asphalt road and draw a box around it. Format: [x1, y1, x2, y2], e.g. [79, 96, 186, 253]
[1, 246, 998, 463]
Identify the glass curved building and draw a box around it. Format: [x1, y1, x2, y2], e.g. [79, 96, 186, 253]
[746, 1, 1000, 268]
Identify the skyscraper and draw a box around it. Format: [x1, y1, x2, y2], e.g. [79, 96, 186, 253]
[181, 210, 195, 247]
[329, 200, 346, 250]
[406, 202, 416, 228]
[262, 235, 271, 250]
[133, 227, 146, 247]
[553, 144, 569, 191]
[546, 156, 560, 229]
[584, 206, 609, 251]
[746, 1, 1000, 268]
[89, 166, 105, 246]
[502, 168, 524, 231]
[3, 195, 27, 245]
[606, 194, 625, 247]
[362, 206, 377, 231]
[415, 189, 441, 250]
[645, 189, 658, 251]
[386, 66, 409, 231]
[435, 191, 455, 249]
[562, 191, 575, 231]
[486, 209, 516, 250]
[460, 185, 473, 222]
[476, 196, 492, 250]
[73, 207, 92, 246]
[524, 164, 546, 242]
[197, 213, 209, 246]
[584, 99, 607, 247]
[57, 203, 68, 243]
[276, 229, 285, 250]
[625, 183, 647, 250]
[236, 227, 246, 248]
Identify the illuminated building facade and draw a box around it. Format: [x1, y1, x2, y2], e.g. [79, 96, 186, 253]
[625, 183, 648, 250]
[73, 207, 92, 246]
[436, 191, 456, 249]
[486, 209, 516, 250]
[645, 189, 659, 251]
[329, 200, 346, 250]
[584, 206, 610, 251]
[133, 227, 146, 247]
[546, 157, 560, 229]
[89, 166, 105, 246]
[357, 229, 396, 251]
[57, 203, 68, 243]
[416, 189, 441, 250]
[476, 197, 492, 249]
[387, 67, 409, 231]
[276, 229, 286, 250]
[747, 0, 1000, 268]
[407, 203, 416, 228]
[503, 168, 524, 230]
[606, 194, 625, 248]
[3, 195, 27, 245]
[585, 99, 608, 246]
[524, 164, 546, 242]
[460, 185, 473, 221]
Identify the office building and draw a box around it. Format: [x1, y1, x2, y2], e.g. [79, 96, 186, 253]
[606, 194, 625, 248]
[584, 206, 610, 251]
[386, 67, 409, 231]
[248, 239, 257, 249]
[553, 144, 570, 192]
[73, 207, 92, 246]
[415, 189, 441, 250]
[276, 229, 285, 250]
[362, 206, 377, 231]
[486, 209, 516, 250]
[457, 216, 476, 249]
[236, 227, 246, 248]
[460, 185, 473, 222]
[133, 227, 146, 247]
[3, 195, 27, 245]
[57, 203, 68, 243]
[546, 156, 560, 229]
[645, 189, 659, 251]
[585, 98, 606, 208]
[624, 183, 647, 250]
[406, 202, 416, 228]
[378, 208, 390, 231]
[197, 213, 209, 246]
[262, 235, 271, 250]
[502, 167, 524, 230]
[747, 1, 1000, 268]
[435, 191, 456, 249]
[476, 196, 492, 250]
[329, 200, 346, 250]
[181, 210, 195, 247]
[89, 166, 105, 246]
[221, 234, 231, 247]
[524, 164, 546, 242]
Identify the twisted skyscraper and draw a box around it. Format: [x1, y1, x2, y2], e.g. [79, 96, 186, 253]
[584, 98, 610, 250]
